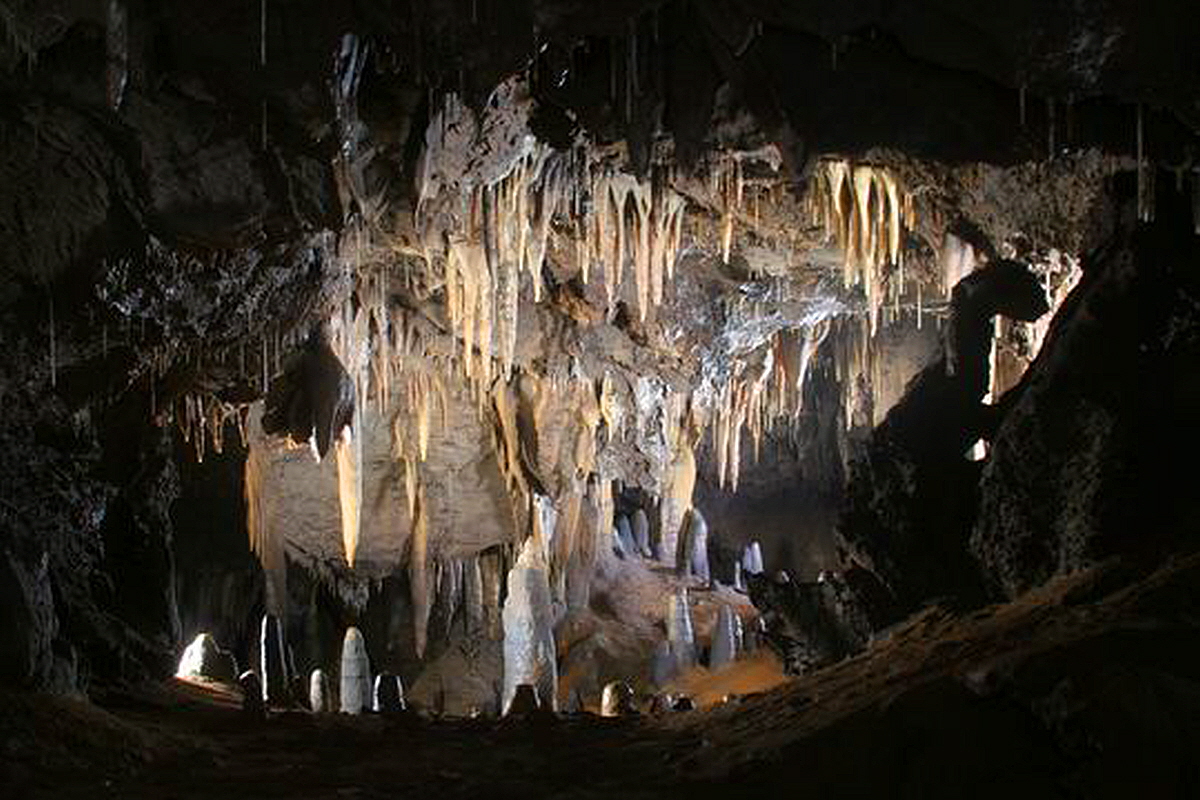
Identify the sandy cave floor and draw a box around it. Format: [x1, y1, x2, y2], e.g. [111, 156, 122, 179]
[4, 553, 1200, 800]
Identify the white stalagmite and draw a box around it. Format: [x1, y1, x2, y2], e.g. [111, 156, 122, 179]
[667, 587, 696, 669]
[339, 627, 371, 714]
[501, 538, 558, 714]
[309, 668, 331, 712]
[742, 541, 764, 575]
[709, 604, 740, 671]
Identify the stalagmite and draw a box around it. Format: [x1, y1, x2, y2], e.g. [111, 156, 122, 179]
[600, 681, 637, 717]
[742, 541, 764, 575]
[373, 673, 406, 713]
[340, 627, 372, 714]
[709, 605, 741, 671]
[667, 588, 696, 669]
[501, 538, 558, 714]
[309, 669, 331, 713]
[259, 614, 288, 705]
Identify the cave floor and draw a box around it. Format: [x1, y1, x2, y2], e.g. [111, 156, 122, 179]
[4, 554, 1200, 800]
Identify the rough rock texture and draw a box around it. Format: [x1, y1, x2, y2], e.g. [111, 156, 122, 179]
[747, 571, 871, 675]
[972, 198, 1200, 597]
[837, 259, 1049, 617]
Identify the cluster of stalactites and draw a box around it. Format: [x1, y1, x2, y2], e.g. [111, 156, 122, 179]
[421, 97, 689, 390]
[411, 544, 509, 660]
[810, 159, 915, 335]
[710, 320, 832, 490]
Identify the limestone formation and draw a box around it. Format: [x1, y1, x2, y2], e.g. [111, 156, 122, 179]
[709, 604, 741, 671]
[600, 681, 637, 717]
[259, 614, 288, 705]
[675, 508, 710, 583]
[632, 509, 652, 557]
[501, 539, 558, 714]
[373, 673, 406, 713]
[309, 668, 331, 713]
[339, 626, 372, 714]
[667, 588, 696, 669]
[742, 541, 764, 575]
[175, 633, 237, 683]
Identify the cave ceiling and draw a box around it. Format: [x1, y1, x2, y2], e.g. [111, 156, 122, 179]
[2, 0, 1197, 602]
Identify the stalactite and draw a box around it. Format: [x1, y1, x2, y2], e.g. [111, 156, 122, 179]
[334, 416, 362, 569]
[410, 486, 431, 658]
[813, 158, 913, 336]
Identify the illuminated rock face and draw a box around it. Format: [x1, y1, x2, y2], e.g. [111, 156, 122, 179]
[501, 540, 557, 714]
[339, 627, 371, 714]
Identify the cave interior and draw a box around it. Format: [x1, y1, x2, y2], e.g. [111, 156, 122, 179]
[2, 1, 1199, 798]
